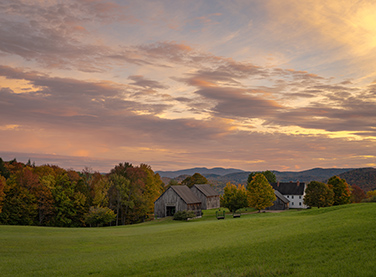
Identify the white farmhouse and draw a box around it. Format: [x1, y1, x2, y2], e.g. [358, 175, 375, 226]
[270, 181, 308, 209]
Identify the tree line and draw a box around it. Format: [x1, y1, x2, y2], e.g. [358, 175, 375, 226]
[0, 158, 164, 227]
[221, 171, 374, 213]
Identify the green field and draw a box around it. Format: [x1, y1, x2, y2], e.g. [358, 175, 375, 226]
[1, 204, 375, 276]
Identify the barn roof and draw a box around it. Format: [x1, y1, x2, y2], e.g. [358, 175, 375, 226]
[270, 182, 305, 195]
[192, 184, 219, 197]
[274, 190, 289, 204]
[171, 186, 201, 204]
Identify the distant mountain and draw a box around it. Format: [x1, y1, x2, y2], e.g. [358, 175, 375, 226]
[339, 168, 376, 192]
[156, 167, 245, 178]
[273, 168, 354, 183]
[159, 167, 359, 193]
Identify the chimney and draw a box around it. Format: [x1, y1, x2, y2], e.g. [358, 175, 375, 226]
[277, 181, 280, 187]
[297, 181, 300, 186]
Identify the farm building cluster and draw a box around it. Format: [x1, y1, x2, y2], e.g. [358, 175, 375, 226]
[154, 184, 220, 218]
[154, 182, 307, 218]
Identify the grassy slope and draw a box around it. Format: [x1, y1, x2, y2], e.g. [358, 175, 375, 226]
[1, 204, 375, 276]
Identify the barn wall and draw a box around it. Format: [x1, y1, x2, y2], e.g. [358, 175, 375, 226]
[266, 198, 289, 210]
[206, 196, 220, 209]
[154, 188, 187, 218]
[191, 187, 220, 210]
[191, 186, 207, 209]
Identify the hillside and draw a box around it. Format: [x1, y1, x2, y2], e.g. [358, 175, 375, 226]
[339, 168, 376, 191]
[162, 167, 355, 192]
[157, 167, 244, 178]
[1, 204, 375, 276]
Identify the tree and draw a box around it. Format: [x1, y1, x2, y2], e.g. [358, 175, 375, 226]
[108, 173, 131, 226]
[350, 184, 366, 203]
[181, 173, 208, 188]
[220, 183, 248, 213]
[327, 176, 351, 205]
[84, 206, 116, 227]
[0, 176, 6, 213]
[247, 173, 276, 212]
[304, 181, 334, 208]
[0, 157, 10, 179]
[247, 170, 276, 184]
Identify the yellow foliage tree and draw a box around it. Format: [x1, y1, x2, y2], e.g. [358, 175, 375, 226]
[247, 173, 276, 212]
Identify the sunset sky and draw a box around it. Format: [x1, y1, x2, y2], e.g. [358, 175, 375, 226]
[1, 0, 376, 172]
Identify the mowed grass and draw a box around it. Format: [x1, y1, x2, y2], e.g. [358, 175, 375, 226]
[1, 204, 375, 276]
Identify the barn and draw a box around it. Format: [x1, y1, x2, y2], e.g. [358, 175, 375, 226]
[191, 184, 220, 210]
[154, 186, 202, 218]
[266, 190, 290, 210]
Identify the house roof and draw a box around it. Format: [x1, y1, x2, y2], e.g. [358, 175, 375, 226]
[192, 184, 219, 197]
[171, 186, 201, 204]
[270, 182, 305, 195]
[274, 190, 289, 204]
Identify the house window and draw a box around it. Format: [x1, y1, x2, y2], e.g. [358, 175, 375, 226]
[299, 196, 302, 199]
[292, 195, 294, 199]
[299, 202, 302, 206]
[292, 202, 294, 206]
[287, 195, 289, 198]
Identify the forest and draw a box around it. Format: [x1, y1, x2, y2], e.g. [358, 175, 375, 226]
[0, 158, 165, 227]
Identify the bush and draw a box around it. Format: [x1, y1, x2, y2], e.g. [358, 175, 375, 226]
[85, 206, 116, 227]
[173, 210, 196, 221]
[361, 195, 376, 203]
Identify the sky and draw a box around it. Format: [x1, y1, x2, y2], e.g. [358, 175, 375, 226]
[0, 0, 376, 173]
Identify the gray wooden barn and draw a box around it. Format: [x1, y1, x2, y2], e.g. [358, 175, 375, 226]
[266, 190, 290, 210]
[191, 184, 220, 210]
[154, 186, 202, 218]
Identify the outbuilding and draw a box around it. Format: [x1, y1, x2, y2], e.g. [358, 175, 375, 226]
[154, 186, 202, 218]
[191, 184, 220, 210]
[266, 190, 290, 210]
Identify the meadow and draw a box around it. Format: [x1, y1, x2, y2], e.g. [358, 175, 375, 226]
[1, 204, 375, 276]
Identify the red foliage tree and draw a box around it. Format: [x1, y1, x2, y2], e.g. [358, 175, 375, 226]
[350, 184, 366, 203]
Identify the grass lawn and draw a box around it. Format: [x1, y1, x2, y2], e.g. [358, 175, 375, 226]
[1, 203, 375, 276]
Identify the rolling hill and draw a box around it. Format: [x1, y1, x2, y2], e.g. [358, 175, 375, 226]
[1, 204, 375, 276]
[339, 168, 376, 191]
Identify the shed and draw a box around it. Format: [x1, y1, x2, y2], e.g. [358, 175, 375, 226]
[191, 184, 220, 210]
[154, 186, 202, 218]
[266, 190, 290, 210]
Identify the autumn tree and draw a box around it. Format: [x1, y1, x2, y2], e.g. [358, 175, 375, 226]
[0, 174, 38, 225]
[181, 173, 208, 188]
[84, 206, 116, 227]
[350, 184, 366, 203]
[0, 176, 6, 213]
[140, 164, 164, 217]
[247, 170, 276, 184]
[247, 173, 276, 212]
[304, 181, 334, 208]
[108, 173, 131, 226]
[220, 183, 248, 213]
[327, 176, 351, 205]
[0, 157, 10, 179]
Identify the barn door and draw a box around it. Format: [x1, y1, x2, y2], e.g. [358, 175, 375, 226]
[166, 206, 176, 216]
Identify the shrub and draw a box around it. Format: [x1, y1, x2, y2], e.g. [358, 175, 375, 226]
[173, 210, 196, 221]
[361, 195, 376, 203]
[85, 206, 116, 227]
